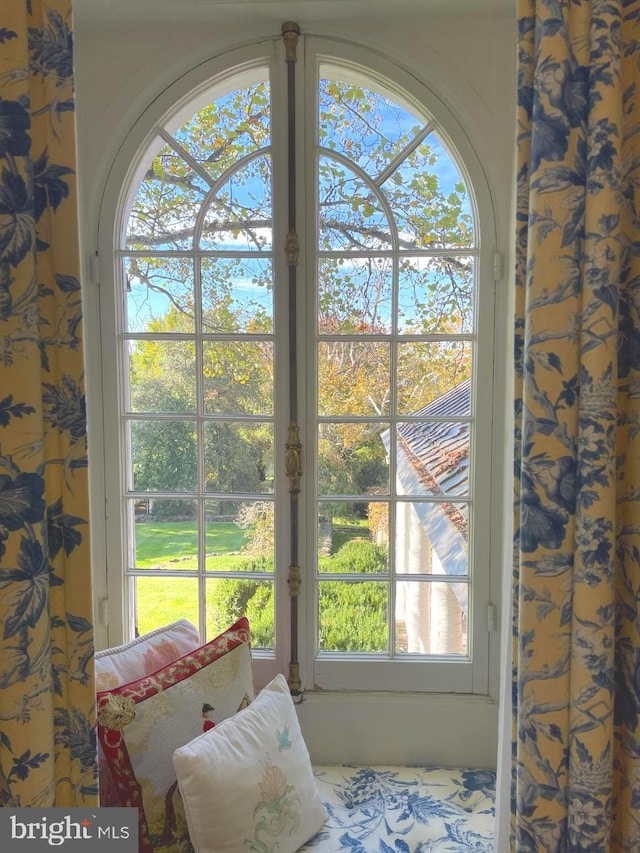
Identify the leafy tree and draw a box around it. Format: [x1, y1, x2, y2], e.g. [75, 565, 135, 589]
[128, 288, 273, 497]
[132, 419, 196, 492]
[237, 501, 274, 558]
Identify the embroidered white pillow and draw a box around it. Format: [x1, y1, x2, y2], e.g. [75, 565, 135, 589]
[173, 673, 327, 853]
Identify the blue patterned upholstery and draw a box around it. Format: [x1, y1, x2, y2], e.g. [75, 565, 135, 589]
[302, 765, 496, 852]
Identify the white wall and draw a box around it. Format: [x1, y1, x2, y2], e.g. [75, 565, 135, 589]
[74, 0, 516, 769]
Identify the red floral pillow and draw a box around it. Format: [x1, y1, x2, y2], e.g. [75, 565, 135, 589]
[95, 619, 202, 808]
[97, 617, 253, 853]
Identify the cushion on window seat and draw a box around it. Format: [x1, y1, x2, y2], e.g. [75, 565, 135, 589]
[302, 764, 496, 852]
[96, 620, 496, 853]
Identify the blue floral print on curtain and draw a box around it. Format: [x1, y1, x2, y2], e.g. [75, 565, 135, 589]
[0, 2, 96, 806]
[514, 1, 640, 851]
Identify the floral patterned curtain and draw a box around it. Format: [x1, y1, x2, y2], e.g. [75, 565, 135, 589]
[514, 1, 640, 850]
[0, 1, 96, 806]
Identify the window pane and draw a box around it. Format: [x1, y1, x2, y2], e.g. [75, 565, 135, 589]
[318, 156, 390, 251]
[202, 341, 273, 416]
[398, 256, 475, 335]
[205, 500, 274, 571]
[318, 502, 389, 574]
[130, 498, 198, 569]
[201, 257, 273, 333]
[318, 422, 389, 495]
[169, 82, 271, 184]
[395, 580, 468, 655]
[135, 576, 199, 637]
[127, 340, 196, 413]
[396, 341, 472, 414]
[206, 578, 274, 648]
[204, 422, 273, 493]
[394, 500, 469, 576]
[318, 341, 390, 416]
[126, 139, 209, 251]
[130, 419, 197, 491]
[200, 154, 272, 251]
[318, 257, 392, 334]
[124, 256, 194, 333]
[380, 133, 474, 250]
[318, 580, 388, 652]
[395, 421, 470, 497]
[314, 73, 479, 670]
[319, 76, 422, 177]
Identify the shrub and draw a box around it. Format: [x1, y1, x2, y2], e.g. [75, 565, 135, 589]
[320, 537, 387, 574]
[318, 580, 387, 651]
[207, 556, 274, 648]
[208, 539, 389, 653]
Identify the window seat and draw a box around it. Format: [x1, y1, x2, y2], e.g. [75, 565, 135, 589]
[95, 623, 496, 851]
[303, 764, 496, 851]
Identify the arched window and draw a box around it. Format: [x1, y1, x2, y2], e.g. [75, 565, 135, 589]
[98, 30, 498, 695]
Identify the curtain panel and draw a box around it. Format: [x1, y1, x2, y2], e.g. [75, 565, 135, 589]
[514, 1, 640, 850]
[0, 1, 96, 806]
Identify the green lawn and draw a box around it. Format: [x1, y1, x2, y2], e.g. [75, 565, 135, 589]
[134, 519, 261, 635]
[136, 575, 200, 636]
[134, 520, 247, 568]
[133, 517, 370, 637]
[134, 518, 368, 568]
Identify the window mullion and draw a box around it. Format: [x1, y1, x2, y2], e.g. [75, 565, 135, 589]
[281, 22, 304, 696]
[193, 242, 207, 639]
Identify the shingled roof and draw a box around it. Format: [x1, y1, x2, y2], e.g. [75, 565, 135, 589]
[397, 378, 471, 504]
[382, 378, 471, 579]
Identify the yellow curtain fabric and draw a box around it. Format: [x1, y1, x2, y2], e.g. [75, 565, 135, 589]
[0, 1, 96, 806]
[514, 1, 640, 850]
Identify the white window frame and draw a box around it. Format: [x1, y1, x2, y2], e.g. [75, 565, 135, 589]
[97, 44, 289, 692]
[298, 39, 497, 694]
[94, 34, 499, 698]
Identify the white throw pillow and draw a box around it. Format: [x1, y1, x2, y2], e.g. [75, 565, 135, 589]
[95, 618, 200, 691]
[173, 673, 327, 853]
